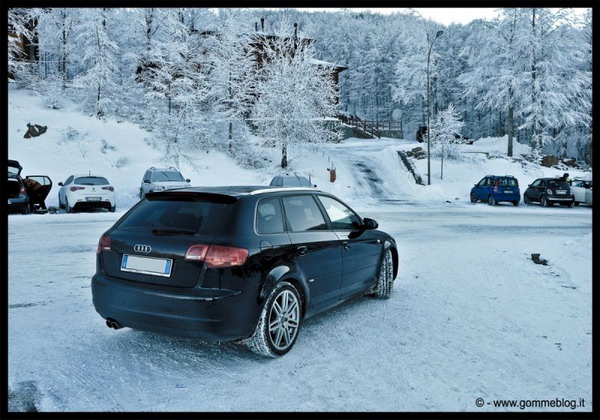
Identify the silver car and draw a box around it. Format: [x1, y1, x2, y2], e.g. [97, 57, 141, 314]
[139, 167, 191, 198]
[570, 179, 592, 206]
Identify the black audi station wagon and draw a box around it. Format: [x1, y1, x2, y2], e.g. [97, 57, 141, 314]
[92, 186, 398, 357]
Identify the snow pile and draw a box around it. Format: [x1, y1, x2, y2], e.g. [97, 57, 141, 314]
[471, 135, 532, 156]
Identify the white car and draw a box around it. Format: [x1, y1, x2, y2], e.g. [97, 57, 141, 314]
[58, 174, 116, 213]
[139, 167, 191, 198]
[570, 179, 592, 206]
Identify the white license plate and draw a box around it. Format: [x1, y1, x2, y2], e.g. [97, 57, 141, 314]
[504, 190, 513, 194]
[556, 190, 566, 195]
[121, 254, 173, 277]
[86, 197, 102, 201]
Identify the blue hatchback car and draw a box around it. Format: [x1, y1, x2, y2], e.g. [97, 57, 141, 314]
[470, 175, 520, 206]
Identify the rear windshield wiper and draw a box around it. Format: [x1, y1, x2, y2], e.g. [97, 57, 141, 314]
[151, 228, 197, 235]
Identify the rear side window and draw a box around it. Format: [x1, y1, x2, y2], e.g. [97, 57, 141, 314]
[75, 176, 109, 185]
[256, 197, 285, 234]
[282, 195, 327, 232]
[117, 198, 233, 234]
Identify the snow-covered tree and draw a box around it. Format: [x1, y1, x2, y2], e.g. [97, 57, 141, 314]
[250, 25, 339, 168]
[459, 9, 530, 157]
[72, 8, 120, 117]
[430, 102, 464, 160]
[206, 9, 258, 153]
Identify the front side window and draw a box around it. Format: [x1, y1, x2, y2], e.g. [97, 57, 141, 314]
[282, 195, 327, 232]
[64, 175, 74, 185]
[477, 178, 487, 187]
[256, 197, 284, 234]
[531, 179, 541, 187]
[317, 196, 362, 230]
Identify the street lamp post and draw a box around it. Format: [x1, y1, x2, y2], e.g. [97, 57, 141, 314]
[426, 30, 444, 186]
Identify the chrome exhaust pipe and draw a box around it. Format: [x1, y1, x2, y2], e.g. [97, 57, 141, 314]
[106, 318, 123, 330]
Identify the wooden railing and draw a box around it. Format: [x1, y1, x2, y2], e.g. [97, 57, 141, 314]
[339, 115, 402, 139]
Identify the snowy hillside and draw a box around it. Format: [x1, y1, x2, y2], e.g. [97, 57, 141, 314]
[8, 86, 591, 215]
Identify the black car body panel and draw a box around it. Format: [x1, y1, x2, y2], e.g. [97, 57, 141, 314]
[7, 159, 29, 213]
[92, 186, 398, 342]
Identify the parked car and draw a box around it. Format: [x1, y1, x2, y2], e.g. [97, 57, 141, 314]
[470, 175, 520, 206]
[58, 174, 116, 213]
[24, 175, 53, 213]
[269, 174, 316, 188]
[92, 186, 398, 357]
[139, 167, 191, 198]
[523, 177, 574, 207]
[569, 178, 592, 206]
[7, 159, 29, 214]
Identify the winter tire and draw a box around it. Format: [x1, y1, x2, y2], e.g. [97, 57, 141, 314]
[66, 198, 73, 213]
[470, 192, 477, 203]
[368, 248, 394, 299]
[512, 201, 519, 206]
[541, 196, 550, 207]
[243, 281, 302, 357]
[139, 188, 144, 200]
[488, 195, 496, 206]
[110, 205, 116, 213]
[523, 194, 530, 205]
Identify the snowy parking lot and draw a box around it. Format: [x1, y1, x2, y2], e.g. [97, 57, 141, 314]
[8, 202, 592, 412]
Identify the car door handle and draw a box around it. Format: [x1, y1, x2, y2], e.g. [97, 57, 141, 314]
[343, 242, 351, 250]
[297, 246, 308, 256]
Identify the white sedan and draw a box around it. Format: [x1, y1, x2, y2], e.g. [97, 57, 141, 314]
[58, 174, 116, 213]
[570, 179, 592, 206]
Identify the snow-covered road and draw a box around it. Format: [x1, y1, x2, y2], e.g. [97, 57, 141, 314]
[8, 201, 592, 412]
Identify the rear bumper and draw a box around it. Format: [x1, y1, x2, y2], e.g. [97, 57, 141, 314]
[91, 273, 260, 341]
[493, 193, 520, 202]
[74, 201, 113, 210]
[548, 195, 574, 203]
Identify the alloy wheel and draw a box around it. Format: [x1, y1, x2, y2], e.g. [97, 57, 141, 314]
[267, 289, 300, 351]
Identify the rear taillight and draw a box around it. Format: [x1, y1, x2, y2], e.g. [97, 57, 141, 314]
[102, 186, 114, 191]
[97, 235, 111, 255]
[185, 244, 249, 268]
[71, 186, 85, 192]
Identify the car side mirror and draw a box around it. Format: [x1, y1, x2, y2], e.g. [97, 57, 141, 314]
[474, 184, 477, 187]
[363, 218, 378, 230]
[58, 182, 63, 186]
[186, 179, 191, 183]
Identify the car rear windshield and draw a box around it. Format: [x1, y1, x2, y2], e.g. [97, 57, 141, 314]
[547, 179, 569, 188]
[116, 197, 234, 235]
[496, 178, 518, 187]
[152, 171, 184, 182]
[74, 176, 109, 185]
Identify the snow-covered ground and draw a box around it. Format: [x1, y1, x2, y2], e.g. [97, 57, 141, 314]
[7, 87, 593, 412]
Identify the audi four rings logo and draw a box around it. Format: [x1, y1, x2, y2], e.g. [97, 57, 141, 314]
[134, 244, 152, 253]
